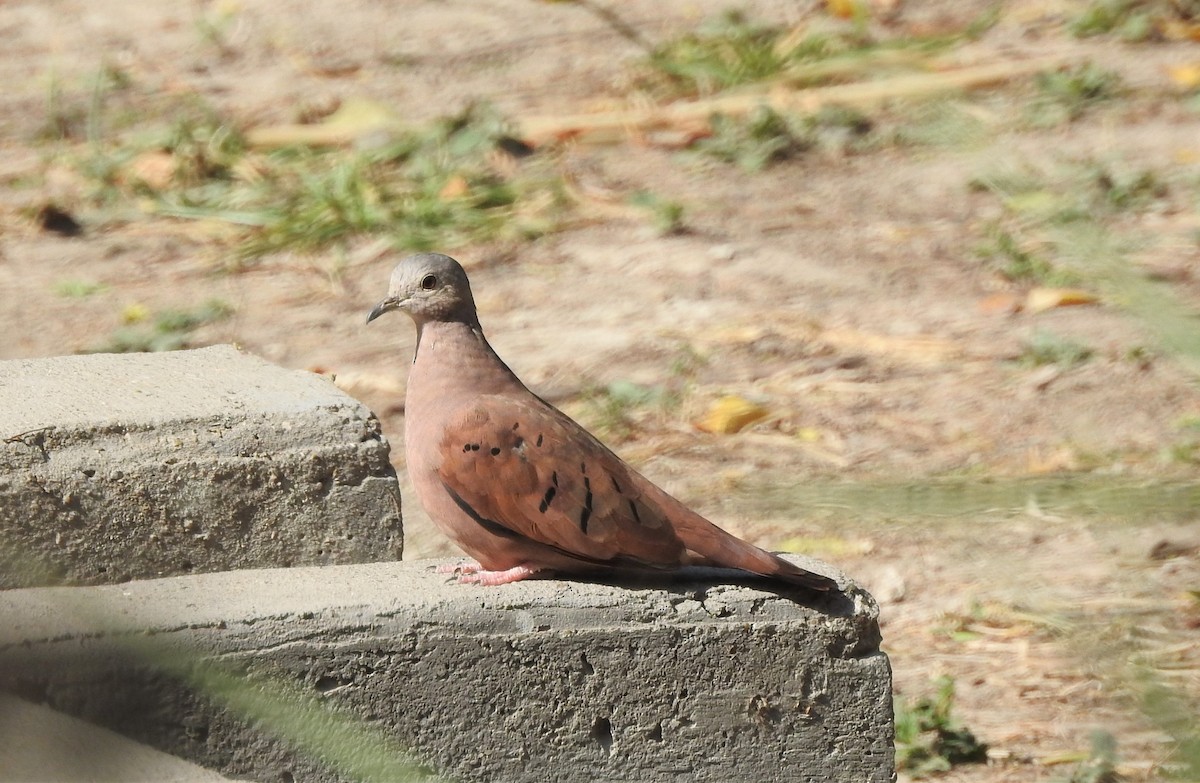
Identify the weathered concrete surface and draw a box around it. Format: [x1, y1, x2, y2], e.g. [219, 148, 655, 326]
[0, 559, 893, 783]
[0, 345, 403, 588]
[0, 692, 235, 782]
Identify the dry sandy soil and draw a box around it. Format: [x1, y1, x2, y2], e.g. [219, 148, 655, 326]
[2, 0, 1199, 780]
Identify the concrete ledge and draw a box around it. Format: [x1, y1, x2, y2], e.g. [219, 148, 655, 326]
[0, 693, 235, 783]
[0, 559, 893, 782]
[0, 346, 403, 587]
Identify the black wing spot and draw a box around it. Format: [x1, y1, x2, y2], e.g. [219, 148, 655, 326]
[580, 476, 594, 534]
[580, 461, 587, 475]
[551, 470, 559, 487]
[628, 499, 642, 525]
[538, 485, 557, 514]
[610, 475, 622, 495]
[490, 447, 501, 456]
[512, 422, 520, 430]
[471, 443, 480, 451]
[536, 433, 544, 447]
[462, 443, 481, 453]
[514, 436, 524, 450]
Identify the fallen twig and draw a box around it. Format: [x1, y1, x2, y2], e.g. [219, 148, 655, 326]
[519, 53, 1080, 146]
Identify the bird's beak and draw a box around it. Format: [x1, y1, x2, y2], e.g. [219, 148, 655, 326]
[366, 297, 398, 324]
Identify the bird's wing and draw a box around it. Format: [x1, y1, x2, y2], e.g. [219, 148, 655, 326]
[434, 394, 688, 567]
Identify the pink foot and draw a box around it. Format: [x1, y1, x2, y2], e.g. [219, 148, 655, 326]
[457, 564, 543, 585]
[435, 560, 482, 575]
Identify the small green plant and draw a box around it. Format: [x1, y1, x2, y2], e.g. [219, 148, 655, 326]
[695, 106, 812, 171]
[1134, 669, 1200, 780]
[37, 63, 131, 143]
[638, 10, 809, 98]
[1071, 0, 1153, 39]
[1089, 164, 1168, 212]
[39, 72, 86, 142]
[91, 299, 233, 354]
[153, 113, 246, 188]
[1066, 731, 1122, 783]
[964, 4, 1005, 39]
[1163, 440, 1200, 465]
[669, 342, 708, 380]
[1019, 330, 1095, 369]
[975, 227, 1074, 284]
[71, 102, 566, 263]
[969, 164, 1091, 226]
[894, 675, 988, 777]
[1070, 0, 1198, 40]
[628, 191, 686, 235]
[968, 159, 1183, 366]
[1030, 64, 1123, 126]
[1124, 344, 1155, 367]
[631, 9, 956, 99]
[193, 0, 245, 57]
[53, 279, 108, 299]
[890, 99, 988, 149]
[582, 380, 677, 440]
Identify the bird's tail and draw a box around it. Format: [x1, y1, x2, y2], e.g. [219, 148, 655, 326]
[676, 508, 838, 591]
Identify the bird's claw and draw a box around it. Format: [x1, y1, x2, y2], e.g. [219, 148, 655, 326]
[435, 560, 483, 576]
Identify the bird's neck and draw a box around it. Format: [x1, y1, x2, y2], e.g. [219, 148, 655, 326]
[407, 320, 524, 410]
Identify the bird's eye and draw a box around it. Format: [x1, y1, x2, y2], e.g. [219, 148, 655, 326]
[420, 274, 438, 291]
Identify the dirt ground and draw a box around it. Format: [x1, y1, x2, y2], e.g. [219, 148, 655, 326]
[2, 1, 1199, 780]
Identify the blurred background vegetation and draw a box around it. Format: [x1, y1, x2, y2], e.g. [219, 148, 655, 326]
[2, 0, 1199, 780]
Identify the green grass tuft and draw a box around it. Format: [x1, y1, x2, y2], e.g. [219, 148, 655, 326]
[1029, 63, 1123, 126]
[1070, 0, 1197, 41]
[631, 9, 958, 100]
[1066, 731, 1122, 783]
[53, 279, 109, 299]
[695, 107, 812, 171]
[68, 102, 567, 264]
[91, 299, 233, 354]
[1018, 329, 1095, 368]
[895, 675, 988, 777]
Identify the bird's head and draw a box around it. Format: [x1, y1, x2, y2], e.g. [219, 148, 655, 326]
[366, 253, 479, 327]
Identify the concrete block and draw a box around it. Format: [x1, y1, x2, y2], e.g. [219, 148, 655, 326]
[0, 346, 403, 588]
[0, 559, 893, 783]
[0, 692, 236, 782]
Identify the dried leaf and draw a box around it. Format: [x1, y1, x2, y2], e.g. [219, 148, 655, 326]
[245, 97, 400, 148]
[977, 292, 1023, 315]
[121, 303, 151, 325]
[795, 427, 823, 443]
[1026, 445, 1079, 474]
[695, 395, 770, 434]
[124, 151, 176, 191]
[1161, 21, 1200, 43]
[1166, 62, 1200, 90]
[439, 175, 470, 200]
[825, 0, 864, 19]
[290, 51, 362, 79]
[1026, 287, 1099, 314]
[779, 536, 874, 556]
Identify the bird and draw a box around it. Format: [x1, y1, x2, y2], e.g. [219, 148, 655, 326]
[366, 253, 837, 591]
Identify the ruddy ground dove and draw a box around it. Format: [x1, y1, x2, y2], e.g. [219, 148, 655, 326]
[367, 253, 836, 591]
